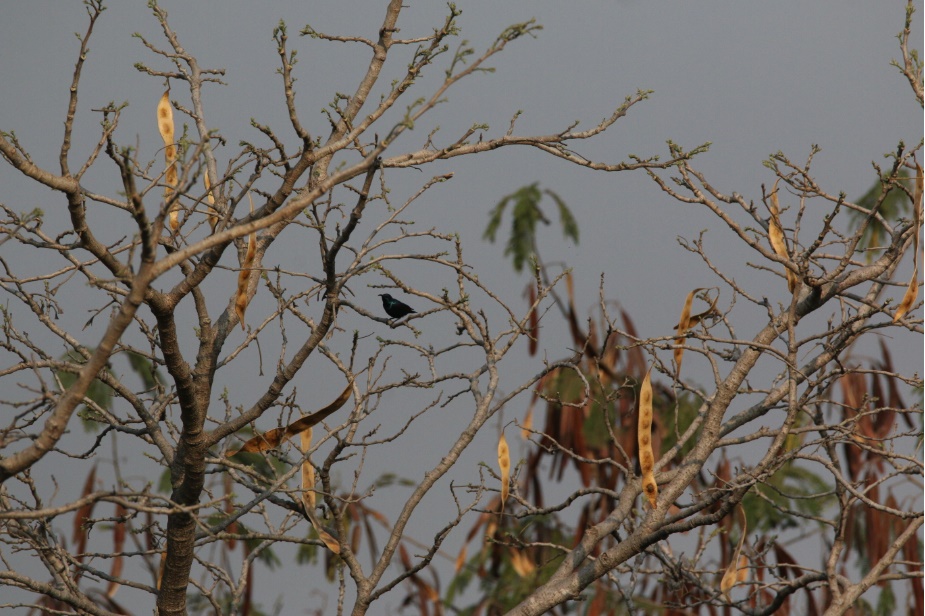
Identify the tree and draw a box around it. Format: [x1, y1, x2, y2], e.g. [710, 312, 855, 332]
[0, 1, 920, 615]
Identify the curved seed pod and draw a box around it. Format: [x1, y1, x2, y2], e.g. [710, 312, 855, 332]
[226, 381, 352, 456]
[768, 180, 797, 292]
[674, 288, 704, 377]
[674, 288, 719, 377]
[311, 518, 340, 554]
[637, 367, 658, 509]
[687, 292, 719, 328]
[498, 431, 510, 515]
[721, 507, 748, 600]
[894, 165, 922, 322]
[156, 90, 179, 230]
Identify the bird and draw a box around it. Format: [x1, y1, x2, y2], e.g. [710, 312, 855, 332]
[378, 293, 416, 320]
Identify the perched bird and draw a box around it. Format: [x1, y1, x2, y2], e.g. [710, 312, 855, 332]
[378, 293, 416, 320]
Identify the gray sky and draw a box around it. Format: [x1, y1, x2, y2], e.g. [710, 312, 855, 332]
[1, 1, 922, 612]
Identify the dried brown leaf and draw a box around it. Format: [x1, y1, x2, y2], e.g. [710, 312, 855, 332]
[73, 463, 98, 547]
[105, 502, 127, 598]
[563, 271, 586, 347]
[72, 463, 98, 581]
[399, 543, 413, 570]
[455, 544, 468, 573]
[565, 270, 575, 307]
[145, 509, 155, 553]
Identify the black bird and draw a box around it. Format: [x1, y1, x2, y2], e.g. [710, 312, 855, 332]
[379, 293, 416, 320]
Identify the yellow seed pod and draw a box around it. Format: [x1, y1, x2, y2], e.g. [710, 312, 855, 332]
[721, 507, 748, 600]
[509, 548, 536, 578]
[299, 427, 315, 510]
[203, 170, 219, 232]
[234, 232, 256, 330]
[893, 166, 922, 322]
[498, 431, 510, 514]
[156, 90, 179, 230]
[638, 367, 658, 509]
[768, 180, 797, 292]
[234, 193, 257, 330]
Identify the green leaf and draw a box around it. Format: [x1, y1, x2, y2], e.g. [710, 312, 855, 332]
[545, 188, 579, 244]
[848, 169, 912, 262]
[483, 194, 510, 243]
[157, 468, 172, 493]
[876, 584, 896, 616]
[484, 183, 580, 273]
[126, 350, 162, 389]
[55, 349, 114, 432]
[742, 462, 834, 532]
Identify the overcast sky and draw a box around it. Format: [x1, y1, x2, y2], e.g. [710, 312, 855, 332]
[1, 1, 922, 612]
[2, 1, 920, 326]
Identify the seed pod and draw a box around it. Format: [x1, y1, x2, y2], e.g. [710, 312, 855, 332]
[312, 519, 340, 554]
[498, 431, 510, 514]
[235, 231, 256, 330]
[893, 165, 922, 322]
[521, 407, 533, 440]
[156, 550, 166, 589]
[454, 545, 468, 573]
[768, 180, 797, 292]
[203, 170, 219, 232]
[674, 288, 699, 376]
[637, 367, 658, 509]
[674, 288, 718, 377]
[234, 193, 257, 330]
[225, 381, 352, 456]
[721, 507, 748, 600]
[299, 427, 315, 510]
[156, 90, 179, 230]
[509, 548, 536, 578]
